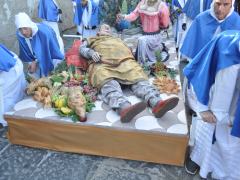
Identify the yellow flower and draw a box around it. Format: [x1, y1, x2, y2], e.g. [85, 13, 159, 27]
[54, 97, 67, 108]
[60, 107, 73, 115]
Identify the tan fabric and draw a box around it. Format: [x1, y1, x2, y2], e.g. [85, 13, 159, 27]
[6, 115, 188, 166]
[87, 36, 148, 88]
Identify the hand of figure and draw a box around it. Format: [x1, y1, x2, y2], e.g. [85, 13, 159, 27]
[28, 61, 38, 73]
[199, 110, 216, 123]
[116, 14, 124, 23]
[91, 52, 101, 62]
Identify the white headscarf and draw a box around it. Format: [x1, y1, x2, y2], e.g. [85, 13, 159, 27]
[15, 12, 38, 37]
[210, 0, 235, 22]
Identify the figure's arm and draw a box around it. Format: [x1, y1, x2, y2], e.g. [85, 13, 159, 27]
[123, 3, 140, 22]
[159, 3, 170, 28]
[197, 102, 216, 123]
[187, 82, 216, 123]
[17, 36, 35, 62]
[80, 40, 100, 62]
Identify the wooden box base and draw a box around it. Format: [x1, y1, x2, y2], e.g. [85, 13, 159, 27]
[6, 115, 188, 166]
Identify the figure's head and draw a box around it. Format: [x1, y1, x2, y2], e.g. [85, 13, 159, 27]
[147, 0, 158, 6]
[98, 24, 112, 36]
[81, 0, 88, 6]
[19, 27, 32, 38]
[15, 12, 34, 38]
[213, 0, 233, 20]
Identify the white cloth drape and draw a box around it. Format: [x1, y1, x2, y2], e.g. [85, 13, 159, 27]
[0, 57, 26, 126]
[189, 65, 240, 179]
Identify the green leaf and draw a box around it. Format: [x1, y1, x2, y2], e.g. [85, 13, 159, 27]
[68, 64, 76, 74]
[155, 50, 162, 61]
[53, 61, 68, 74]
[51, 75, 64, 83]
[54, 109, 66, 117]
[71, 114, 79, 123]
[121, 0, 128, 14]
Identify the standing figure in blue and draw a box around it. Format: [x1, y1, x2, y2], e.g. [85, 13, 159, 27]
[15, 12, 64, 79]
[184, 30, 240, 179]
[72, 0, 99, 38]
[0, 44, 26, 127]
[38, 0, 64, 54]
[181, 0, 240, 61]
[175, 0, 212, 60]
[171, 0, 188, 53]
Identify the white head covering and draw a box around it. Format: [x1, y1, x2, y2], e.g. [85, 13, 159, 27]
[210, 0, 235, 22]
[15, 12, 38, 37]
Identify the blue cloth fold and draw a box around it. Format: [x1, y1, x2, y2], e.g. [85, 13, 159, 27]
[182, 0, 212, 20]
[181, 10, 240, 59]
[38, 0, 59, 22]
[184, 30, 240, 138]
[17, 23, 64, 76]
[172, 0, 183, 9]
[0, 44, 16, 72]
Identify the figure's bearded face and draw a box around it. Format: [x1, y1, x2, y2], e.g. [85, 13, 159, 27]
[98, 24, 112, 36]
[147, 0, 158, 6]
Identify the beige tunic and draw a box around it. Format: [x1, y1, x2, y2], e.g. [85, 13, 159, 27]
[87, 36, 148, 89]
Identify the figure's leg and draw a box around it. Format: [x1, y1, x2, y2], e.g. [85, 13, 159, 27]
[101, 80, 146, 122]
[131, 80, 179, 118]
[136, 36, 148, 65]
[77, 23, 83, 35]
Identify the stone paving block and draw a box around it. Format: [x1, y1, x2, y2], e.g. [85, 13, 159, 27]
[88, 158, 204, 180]
[0, 139, 8, 151]
[0, 145, 48, 180]
[28, 152, 103, 180]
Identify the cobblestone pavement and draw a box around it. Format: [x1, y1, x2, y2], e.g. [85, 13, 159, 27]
[0, 27, 210, 180]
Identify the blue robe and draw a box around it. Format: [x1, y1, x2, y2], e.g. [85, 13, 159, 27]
[38, 0, 59, 22]
[73, 0, 99, 26]
[17, 23, 64, 76]
[183, 30, 240, 138]
[0, 44, 16, 72]
[181, 10, 240, 59]
[183, 0, 212, 20]
[172, 0, 184, 9]
[172, 0, 181, 9]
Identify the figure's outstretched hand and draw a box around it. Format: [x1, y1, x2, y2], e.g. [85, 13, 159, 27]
[199, 110, 216, 123]
[116, 14, 124, 23]
[91, 52, 101, 62]
[28, 60, 38, 73]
